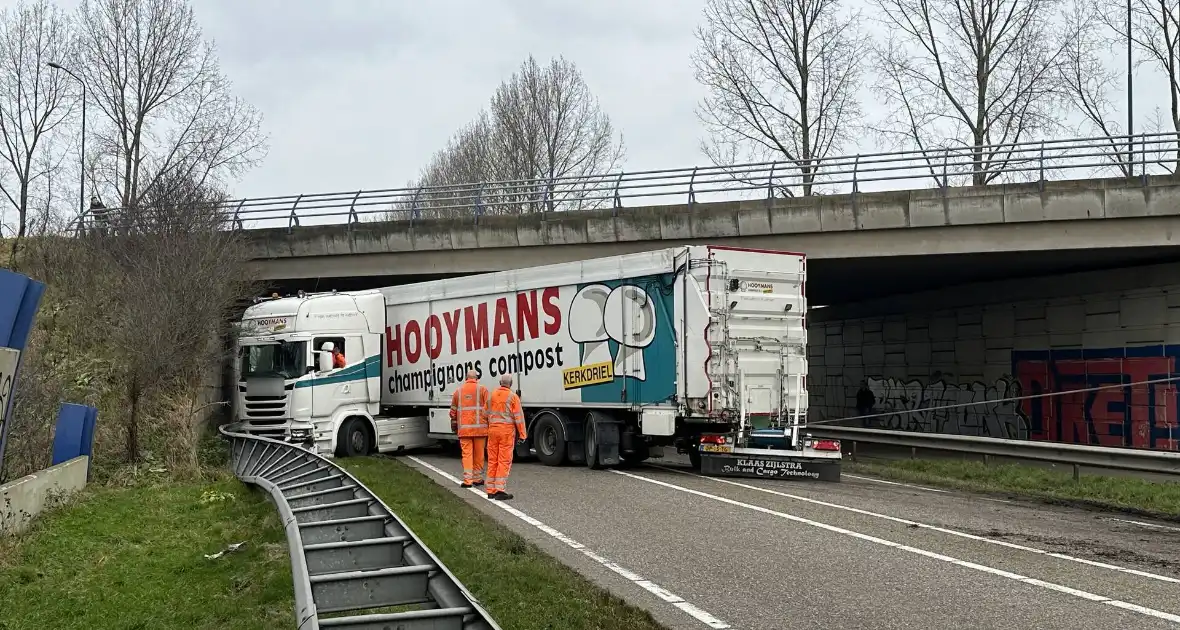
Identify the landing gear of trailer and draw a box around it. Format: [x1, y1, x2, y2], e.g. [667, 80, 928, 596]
[696, 429, 843, 482]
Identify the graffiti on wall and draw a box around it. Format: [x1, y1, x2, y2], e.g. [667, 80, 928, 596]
[862, 376, 1029, 440]
[1013, 346, 1180, 451]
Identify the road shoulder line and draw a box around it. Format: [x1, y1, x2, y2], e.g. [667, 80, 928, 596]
[407, 456, 731, 629]
[647, 464, 1180, 586]
[613, 469, 1180, 625]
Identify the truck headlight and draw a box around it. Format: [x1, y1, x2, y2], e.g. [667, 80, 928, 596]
[290, 428, 312, 441]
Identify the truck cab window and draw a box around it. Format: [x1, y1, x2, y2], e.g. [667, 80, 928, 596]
[315, 337, 347, 370]
[240, 342, 306, 381]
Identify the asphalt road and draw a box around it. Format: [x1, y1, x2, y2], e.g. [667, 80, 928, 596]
[403, 452, 1180, 630]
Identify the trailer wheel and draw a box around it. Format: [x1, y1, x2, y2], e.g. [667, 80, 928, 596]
[584, 419, 604, 470]
[533, 412, 567, 466]
[337, 417, 372, 458]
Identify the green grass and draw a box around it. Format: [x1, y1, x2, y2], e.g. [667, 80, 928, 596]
[0, 475, 294, 630]
[850, 458, 1180, 519]
[340, 457, 668, 630]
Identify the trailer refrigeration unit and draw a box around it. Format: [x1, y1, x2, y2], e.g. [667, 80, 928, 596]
[230, 245, 841, 481]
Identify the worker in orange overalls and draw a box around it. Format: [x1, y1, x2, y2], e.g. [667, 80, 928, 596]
[485, 373, 527, 500]
[450, 369, 490, 488]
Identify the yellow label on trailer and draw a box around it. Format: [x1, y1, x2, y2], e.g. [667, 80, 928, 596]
[562, 360, 615, 389]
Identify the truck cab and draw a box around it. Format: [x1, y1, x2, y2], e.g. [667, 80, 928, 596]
[231, 290, 433, 457]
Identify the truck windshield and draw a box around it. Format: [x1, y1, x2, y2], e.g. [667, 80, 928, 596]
[240, 342, 306, 381]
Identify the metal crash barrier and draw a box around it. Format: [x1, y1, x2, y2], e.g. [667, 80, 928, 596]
[221, 423, 501, 630]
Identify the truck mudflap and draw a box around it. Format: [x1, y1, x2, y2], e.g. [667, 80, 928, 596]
[699, 450, 841, 481]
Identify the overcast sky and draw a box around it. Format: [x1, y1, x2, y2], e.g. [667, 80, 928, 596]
[0, 0, 1168, 207]
[192, 0, 711, 198]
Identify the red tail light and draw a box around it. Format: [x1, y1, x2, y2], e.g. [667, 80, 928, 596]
[699, 434, 727, 445]
[811, 439, 840, 452]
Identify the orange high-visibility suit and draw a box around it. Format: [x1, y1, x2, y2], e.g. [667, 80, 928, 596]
[450, 378, 491, 486]
[486, 386, 527, 497]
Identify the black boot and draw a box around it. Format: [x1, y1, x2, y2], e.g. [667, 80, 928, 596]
[460, 482, 473, 488]
[493, 492, 514, 501]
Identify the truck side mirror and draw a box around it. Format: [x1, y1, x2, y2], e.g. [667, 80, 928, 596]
[318, 351, 333, 372]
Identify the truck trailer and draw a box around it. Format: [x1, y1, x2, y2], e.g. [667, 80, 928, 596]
[230, 245, 841, 480]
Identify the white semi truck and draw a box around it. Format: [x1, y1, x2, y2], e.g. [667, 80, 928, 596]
[230, 245, 841, 480]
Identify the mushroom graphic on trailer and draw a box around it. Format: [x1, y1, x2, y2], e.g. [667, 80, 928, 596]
[569, 283, 658, 382]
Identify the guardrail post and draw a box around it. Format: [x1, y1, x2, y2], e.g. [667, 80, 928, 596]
[286, 195, 303, 234]
[851, 154, 860, 210]
[347, 190, 362, 229]
[231, 200, 245, 231]
[688, 166, 699, 209]
[1038, 141, 1045, 193]
[1140, 134, 1149, 186]
[1073, 463, 1081, 481]
[612, 172, 624, 216]
[766, 162, 777, 206]
[474, 183, 485, 223]
[940, 151, 949, 197]
[410, 186, 423, 221]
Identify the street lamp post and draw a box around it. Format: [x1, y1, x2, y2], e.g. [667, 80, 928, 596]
[47, 62, 85, 222]
[1127, 0, 1133, 174]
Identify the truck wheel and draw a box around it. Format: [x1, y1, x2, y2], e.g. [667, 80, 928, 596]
[337, 418, 371, 458]
[584, 419, 604, 470]
[533, 412, 567, 466]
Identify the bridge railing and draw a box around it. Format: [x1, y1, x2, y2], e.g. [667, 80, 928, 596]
[76, 132, 1180, 233]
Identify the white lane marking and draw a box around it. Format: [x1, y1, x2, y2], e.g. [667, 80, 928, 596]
[1105, 517, 1180, 533]
[843, 473, 950, 493]
[648, 464, 1180, 586]
[407, 457, 730, 629]
[611, 469, 1180, 625]
[840, 472, 1012, 502]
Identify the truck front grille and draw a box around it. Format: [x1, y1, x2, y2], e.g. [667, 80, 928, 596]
[243, 394, 288, 421]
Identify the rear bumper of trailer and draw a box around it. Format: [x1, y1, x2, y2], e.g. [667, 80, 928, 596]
[698, 446, 841, 482]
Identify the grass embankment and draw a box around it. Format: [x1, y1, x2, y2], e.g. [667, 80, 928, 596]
[850, 458, 1180, 520]
[0, 454, 666, 630]
[0, 475, 294, 630]
[341, 457, 667, 630]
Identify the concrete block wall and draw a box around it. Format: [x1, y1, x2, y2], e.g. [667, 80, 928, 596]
[1, 455, 89, 536]
[808, 262, 1180, 451]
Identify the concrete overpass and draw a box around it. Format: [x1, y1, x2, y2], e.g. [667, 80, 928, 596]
[249, 175, 1180, 304]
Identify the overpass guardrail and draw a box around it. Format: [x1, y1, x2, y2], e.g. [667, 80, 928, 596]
[804, 425, 1180, 479]
[78, 132, 1180, 232]
[221, 423, 501, 630]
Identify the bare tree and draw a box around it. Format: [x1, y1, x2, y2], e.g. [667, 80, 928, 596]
[73, 0, 267, 213]
[100, 171, 256, 463]
[0, 0, 74, 264]
[693, 0, 865, 196]
[400, 112, 499, 219]
[397, 55, 624, 218]
[1096, 0, 1180, 171]
[487, 55, 625, 213]
[1057, 1, 1136, 176]
[871, 0, 1068, 185]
